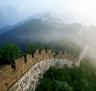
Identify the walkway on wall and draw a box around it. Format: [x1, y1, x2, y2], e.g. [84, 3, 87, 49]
[9, 58, 74, 91]
[0, 49, 78, 91]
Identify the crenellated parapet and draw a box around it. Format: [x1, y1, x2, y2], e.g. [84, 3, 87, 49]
[9, 59, 73, 91]
[0, 49, 78, 91]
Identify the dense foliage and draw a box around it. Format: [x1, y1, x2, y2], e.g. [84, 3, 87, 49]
[36, 60, 96, 91]
[0, 44, 21, 65]
[0, 43, 80, 65]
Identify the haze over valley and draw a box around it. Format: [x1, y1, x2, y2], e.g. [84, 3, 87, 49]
[1, 1, 96, 91]
[0, 10, 96, 61]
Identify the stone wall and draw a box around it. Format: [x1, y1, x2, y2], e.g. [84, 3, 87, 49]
[9, 59, 73, 91]
[0, 49, 77, 91]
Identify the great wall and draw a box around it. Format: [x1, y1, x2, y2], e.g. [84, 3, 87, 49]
[0, 49, 79, 91]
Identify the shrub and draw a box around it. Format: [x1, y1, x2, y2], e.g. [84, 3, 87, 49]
[0, 44, 21, 68]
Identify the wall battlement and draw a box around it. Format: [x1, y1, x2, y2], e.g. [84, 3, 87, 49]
[0, 49, 78, 91]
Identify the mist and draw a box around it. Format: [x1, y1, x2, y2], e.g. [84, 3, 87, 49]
[0, 0, 96, 63]
[1, 0, 96, 28]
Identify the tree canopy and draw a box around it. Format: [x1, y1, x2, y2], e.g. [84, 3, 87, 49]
[0, 44, 21, 64]
[36, 60, 96, 91]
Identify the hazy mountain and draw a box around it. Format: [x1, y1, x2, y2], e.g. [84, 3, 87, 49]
[0, 26, 10, 35]
[0, 12, 83, 50]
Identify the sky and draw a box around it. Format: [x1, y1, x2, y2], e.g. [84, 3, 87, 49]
[1, 0, 96, 62]
[0, 0, 96, 28]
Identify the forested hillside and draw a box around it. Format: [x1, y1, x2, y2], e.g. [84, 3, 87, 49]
[36, 60, 96, 91]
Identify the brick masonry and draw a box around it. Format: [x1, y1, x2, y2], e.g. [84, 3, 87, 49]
[0, 49, 78, 91]
[9, 59, 73, 91]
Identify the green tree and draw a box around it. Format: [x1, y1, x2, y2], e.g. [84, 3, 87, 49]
[36, 59, 96, 91]
[0, 44, 21, 69]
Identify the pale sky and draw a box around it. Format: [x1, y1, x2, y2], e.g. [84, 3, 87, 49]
[0, 0, 96, 28]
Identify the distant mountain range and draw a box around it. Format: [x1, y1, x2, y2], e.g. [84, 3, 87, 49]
[0, 12, 96, 51]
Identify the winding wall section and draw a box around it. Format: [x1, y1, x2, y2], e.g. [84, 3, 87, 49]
[0, 49, 78, 91]
[9, 59, 73, 91]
